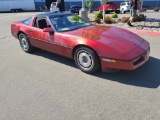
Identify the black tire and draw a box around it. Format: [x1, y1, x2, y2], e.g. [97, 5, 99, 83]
[11, 9, 15, 12]
[115, 11, 120, 14]
[74, 47, 100, 74]
[105, 11, 110, 14]
[18, 9, 23, 12]
[15, 9, 19, 12]
[19, 33, 33, 53]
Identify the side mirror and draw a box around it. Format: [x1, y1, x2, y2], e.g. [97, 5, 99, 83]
[43, 27, 54, 33]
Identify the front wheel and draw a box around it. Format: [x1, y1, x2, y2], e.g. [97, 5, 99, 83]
[115, 11, 120, 14]
[105, 11, 110, 14]
[74, 47, 100, 74]
[19, 33, 34, 53]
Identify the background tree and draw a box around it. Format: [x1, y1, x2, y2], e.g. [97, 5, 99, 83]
[85, 0, 94, 13]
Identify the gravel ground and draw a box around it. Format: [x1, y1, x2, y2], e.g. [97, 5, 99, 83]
[109, 18, 160, 32]
[89, 14, 160, 32]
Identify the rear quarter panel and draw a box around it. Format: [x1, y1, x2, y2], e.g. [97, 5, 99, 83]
[11, 16, 34, 39]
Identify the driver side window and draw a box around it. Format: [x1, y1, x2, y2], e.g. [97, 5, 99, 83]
[33, 17, 51, 29]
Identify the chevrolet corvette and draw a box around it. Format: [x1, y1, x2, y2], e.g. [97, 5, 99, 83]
[11, 12, 150, 73]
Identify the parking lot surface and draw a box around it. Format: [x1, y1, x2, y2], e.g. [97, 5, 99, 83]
[0, 12, 160, 120]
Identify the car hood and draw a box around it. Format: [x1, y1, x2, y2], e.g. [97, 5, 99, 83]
[66, 25, 144, 55]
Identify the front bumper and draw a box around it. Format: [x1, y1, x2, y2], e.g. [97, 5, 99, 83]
[100, 50, 150, 71]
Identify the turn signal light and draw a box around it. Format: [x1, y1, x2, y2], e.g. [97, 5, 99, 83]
[102, 58, 116, 63]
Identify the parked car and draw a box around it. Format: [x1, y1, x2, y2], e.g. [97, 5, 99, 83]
[11, 12, 150, 74]
[50, 2, 59, 13]
[99, 2, 120, 14]
[120, 2, 131, 13]
[71, 5, 81, 14]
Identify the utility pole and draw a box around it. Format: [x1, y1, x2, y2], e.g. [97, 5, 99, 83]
[100, 0, 108, 23]
[79, 0, 89, 21]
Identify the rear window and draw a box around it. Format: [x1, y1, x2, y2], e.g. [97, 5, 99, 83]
[51, 2, 56, 6]
[23, 17, 31, 25]
[106, 2, 113, 4]
[120, 3, 125, 6]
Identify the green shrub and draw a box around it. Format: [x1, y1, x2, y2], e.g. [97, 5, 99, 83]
[71, 15, 86, 23]
[134, 14, 146, 22]
[142, 8, 147, 11]
[154, 8, 159, 12]
[111, 12, 118, 18]
[121, 14, 146, 23]
[71, 15, 80, 23]
[121, 17, 130, 23]
[139, 14, 146, 21]
[94, 18, 101, 24]
[104, 16, 115, 24]
[94, 11, 103, 19]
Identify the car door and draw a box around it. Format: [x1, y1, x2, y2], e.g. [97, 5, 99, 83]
[28, 16, 62, 55]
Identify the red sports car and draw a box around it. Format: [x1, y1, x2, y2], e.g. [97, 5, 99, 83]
[11, 12, 150, 73]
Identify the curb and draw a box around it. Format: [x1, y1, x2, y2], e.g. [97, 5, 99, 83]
[129, 29, 160, 36]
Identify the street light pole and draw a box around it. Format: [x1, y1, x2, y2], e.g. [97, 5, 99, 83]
[81, 0, 85, 10]
[79, 0, 88, 21]
[100, 0, 107, 23]
[70, 0, 71, 10]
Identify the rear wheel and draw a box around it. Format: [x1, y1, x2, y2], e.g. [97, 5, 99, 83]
[19, 33, 34, 53]
[11, 9, 15, 12]
[115, 11, 120, 14]
[15, 9, 19, 12]
[121, 9, 126, 14]
[105, 11, 110, 14]
[18, 9, 23, 12]
[74, 47, 100, 74]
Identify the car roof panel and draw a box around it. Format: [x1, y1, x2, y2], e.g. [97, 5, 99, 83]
[36, 12, 73, 18]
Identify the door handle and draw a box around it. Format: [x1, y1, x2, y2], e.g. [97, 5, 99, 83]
[30, 30, 34, 32]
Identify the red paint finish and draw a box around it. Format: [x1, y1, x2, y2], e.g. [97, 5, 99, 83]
[101, 51, 150, 71]
[11, 14, 150, 71]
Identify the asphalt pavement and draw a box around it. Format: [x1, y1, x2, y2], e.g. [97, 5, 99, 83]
[0, 12, 160, 120]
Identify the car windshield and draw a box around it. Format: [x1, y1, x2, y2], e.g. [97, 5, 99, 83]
[50, 14, 91, 32]
[51, 2, 56, 6]
[106, 2, 113, 4]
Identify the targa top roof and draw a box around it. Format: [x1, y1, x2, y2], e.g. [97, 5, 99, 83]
[36, 12, 73, 18]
